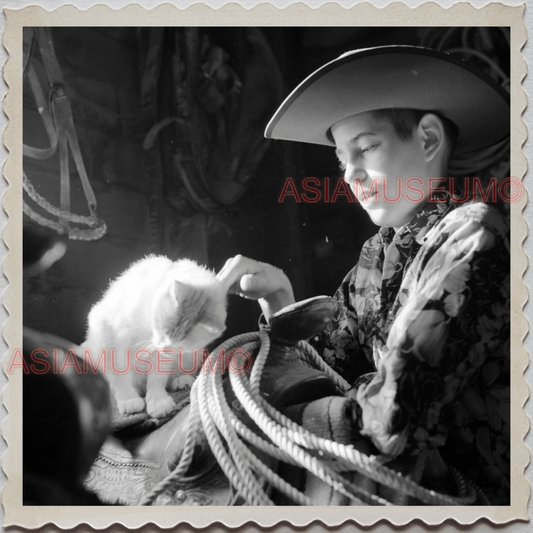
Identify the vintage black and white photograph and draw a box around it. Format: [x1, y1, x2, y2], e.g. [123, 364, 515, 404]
[2, 2, 528, 529]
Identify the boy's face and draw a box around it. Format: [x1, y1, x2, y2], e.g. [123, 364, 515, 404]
[331, 111, 434, 229]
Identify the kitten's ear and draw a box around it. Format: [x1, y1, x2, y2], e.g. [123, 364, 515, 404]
[197, 318, 225, 337]
[198, 324, 222, 336]
[173, 280, 191, 302]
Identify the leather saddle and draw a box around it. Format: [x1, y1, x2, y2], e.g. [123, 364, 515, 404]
[84, 296, 363, 506]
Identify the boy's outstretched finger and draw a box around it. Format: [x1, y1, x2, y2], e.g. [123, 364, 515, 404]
[216, 255, 287, 299]
[238, 272, 273, 299]
[216, 255, 260, 294]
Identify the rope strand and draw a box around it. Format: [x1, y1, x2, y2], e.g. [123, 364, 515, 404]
[140, 330, 477, 506]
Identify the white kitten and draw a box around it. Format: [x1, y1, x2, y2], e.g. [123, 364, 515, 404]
[83, 256, 227, 418]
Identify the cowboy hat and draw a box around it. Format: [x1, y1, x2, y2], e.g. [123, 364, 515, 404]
[265, 46, 510, 155]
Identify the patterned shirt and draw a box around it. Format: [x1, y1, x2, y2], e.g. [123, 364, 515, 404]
[312, 195, 510, 504]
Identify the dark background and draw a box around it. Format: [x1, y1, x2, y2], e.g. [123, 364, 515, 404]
[22, 27, 510, 345]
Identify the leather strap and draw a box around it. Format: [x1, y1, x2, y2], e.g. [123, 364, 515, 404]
[138, 28, 166, 252]
[23, 28, 106, 240]
[23, 64, 58, 159]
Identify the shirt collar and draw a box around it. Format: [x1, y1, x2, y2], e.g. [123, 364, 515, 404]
[384, 192, 456, 245]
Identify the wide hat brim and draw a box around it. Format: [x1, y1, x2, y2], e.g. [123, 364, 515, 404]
[265, 46, 510, 155]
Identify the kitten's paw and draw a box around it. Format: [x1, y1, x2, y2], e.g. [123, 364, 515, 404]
[146, 394, 176, 418]
[171, 374, 196, 391]
[117, 397, 145, 415]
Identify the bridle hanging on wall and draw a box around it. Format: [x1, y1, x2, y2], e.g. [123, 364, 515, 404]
[22, 27, 106, 241]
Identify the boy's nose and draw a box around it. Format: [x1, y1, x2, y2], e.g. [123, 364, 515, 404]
[343, 164, 368, 189]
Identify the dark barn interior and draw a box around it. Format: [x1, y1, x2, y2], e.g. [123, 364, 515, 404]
[23, 26, 509, 346]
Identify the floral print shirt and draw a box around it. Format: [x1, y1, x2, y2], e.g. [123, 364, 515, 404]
[312, 195, 510, 504]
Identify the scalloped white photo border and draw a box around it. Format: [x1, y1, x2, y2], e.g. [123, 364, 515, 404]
[1, 2, 528, 529]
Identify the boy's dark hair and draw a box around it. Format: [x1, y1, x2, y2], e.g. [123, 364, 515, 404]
[371, 108, 459, 169]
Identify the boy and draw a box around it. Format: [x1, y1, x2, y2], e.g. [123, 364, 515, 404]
[217, 46, 510, 504]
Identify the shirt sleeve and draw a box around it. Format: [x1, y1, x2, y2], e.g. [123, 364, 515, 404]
[354, 203, 510, 461]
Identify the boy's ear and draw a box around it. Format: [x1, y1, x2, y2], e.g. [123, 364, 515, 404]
[416, 113, 446, 162]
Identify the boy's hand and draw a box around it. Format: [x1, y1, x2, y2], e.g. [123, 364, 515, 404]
[216, 255, 295, 320]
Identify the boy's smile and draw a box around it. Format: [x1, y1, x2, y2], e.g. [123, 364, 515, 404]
[331, 111, 436, 230]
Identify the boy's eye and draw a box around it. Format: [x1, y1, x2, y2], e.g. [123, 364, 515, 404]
[336, 143, 378, 170]
[361, 144, 378, 154]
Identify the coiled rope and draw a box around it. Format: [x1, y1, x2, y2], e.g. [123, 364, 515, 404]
[139, 330, 479, 506]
